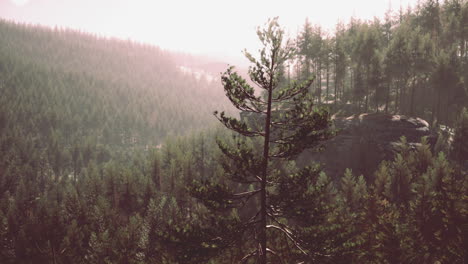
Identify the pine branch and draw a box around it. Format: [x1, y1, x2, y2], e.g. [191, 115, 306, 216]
[271, 77, 314, 102]
[221, 66, 265, 111]
[214, 111, 265, 137]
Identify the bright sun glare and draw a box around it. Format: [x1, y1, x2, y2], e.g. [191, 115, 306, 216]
[10, 0, 29, 6]
[1, 0, 418, 61]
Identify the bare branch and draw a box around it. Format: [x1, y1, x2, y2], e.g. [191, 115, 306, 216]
[266, 219, 309, 257]
[237, 189, 261, 208]
[241, 249, 258, 264]
[266, 248, 285, 264]
[247, 210, 262, 224]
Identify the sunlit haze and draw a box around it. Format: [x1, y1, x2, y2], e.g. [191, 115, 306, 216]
[0, 0, 417, 63]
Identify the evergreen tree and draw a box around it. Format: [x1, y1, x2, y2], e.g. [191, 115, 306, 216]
[191, 18, 331, 263]
[332, 22, 347, 108]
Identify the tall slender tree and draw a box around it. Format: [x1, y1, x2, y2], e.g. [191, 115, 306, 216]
[192, 18, 331, 263]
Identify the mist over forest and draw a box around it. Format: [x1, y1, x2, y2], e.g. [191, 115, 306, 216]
[0, 0, 467, 263]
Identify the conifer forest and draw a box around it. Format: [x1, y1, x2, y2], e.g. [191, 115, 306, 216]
[0, 0, 467, 263]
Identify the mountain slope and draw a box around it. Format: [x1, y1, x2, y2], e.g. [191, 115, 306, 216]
[0, 20, 231, 148]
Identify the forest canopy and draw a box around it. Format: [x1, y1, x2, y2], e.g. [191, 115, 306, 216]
[0, 0, 467, 263]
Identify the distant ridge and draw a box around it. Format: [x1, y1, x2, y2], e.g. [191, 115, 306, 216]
[0, 19, 232, 150]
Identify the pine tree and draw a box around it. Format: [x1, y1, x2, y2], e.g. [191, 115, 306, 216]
[332, 22, 347, 108]
[190, 18, 331, 263]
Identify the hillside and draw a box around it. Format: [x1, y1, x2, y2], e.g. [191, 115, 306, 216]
[0, 20, 231, 149]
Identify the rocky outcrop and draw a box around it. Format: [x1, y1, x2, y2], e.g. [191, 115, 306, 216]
[296, 113, 436, 180]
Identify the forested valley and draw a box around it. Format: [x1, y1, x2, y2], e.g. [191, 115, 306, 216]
[0, 0, 467, 263]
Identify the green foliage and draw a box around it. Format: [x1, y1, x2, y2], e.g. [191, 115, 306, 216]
[193, 17, 333, 263]
[293, 0, 468, 125]
[0, 19, 230, 168]
[144, 196, 242, 264]
[452, 107, 468, 166]
[0, 1, 467, 263]
[370, 139, 465, 263]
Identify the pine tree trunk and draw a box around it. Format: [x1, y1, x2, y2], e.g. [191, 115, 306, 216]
[376, 88, 380, 113]
[351, 70, 354, 97]
[460, 39, 465, 60]
[326, 62, 330, 104]
[395, 80, 400, 113]
[400, 79, 407, 113]
[436, 85, 442, 125]
[51, 243, 57, 264]
[431, 95, 436, 126]
[365, 65, 370, 112]
[260, 56, 275, 264]
[334, 56, 338, 109]
[409, 79, 416, 116]
[318, 61, 322, 105]
[385, 82, 390, 114]
[334, 73, 338, 109]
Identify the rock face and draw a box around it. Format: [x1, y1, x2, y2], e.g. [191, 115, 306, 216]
[296, 113, 436, 180]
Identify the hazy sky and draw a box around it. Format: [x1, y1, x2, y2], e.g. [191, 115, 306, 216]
[0, 0, 418, 62]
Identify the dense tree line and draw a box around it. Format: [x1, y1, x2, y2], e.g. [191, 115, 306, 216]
[0, 19, 231, 147]
[1, 128, 465, 263]
[0, 19, 233, 262]
[0, 1, 467, 263]
[157, 17, 467, 263]
[295, 0, 468, 126]
[0, 131, 225, 263]
[0, 18, 232, 204]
